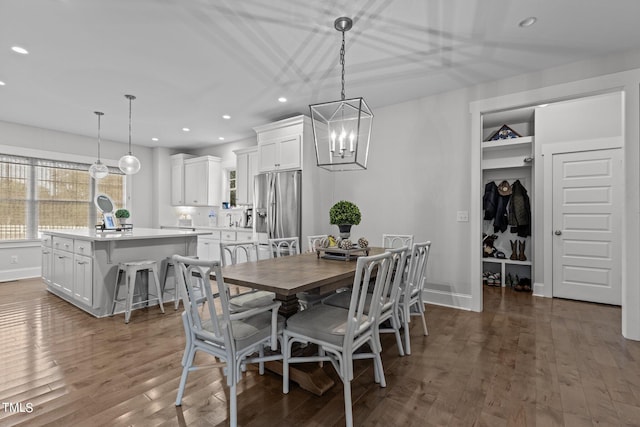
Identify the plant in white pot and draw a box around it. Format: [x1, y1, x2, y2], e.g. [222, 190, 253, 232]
[115, 209, 130, 225]
[329, 200, 361, 239]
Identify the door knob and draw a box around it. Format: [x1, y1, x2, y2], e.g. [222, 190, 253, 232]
[554, 230, 562, 235]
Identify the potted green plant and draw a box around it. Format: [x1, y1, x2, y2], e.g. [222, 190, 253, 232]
[329, 200, 361, 238]
[115, 208, 130, 225]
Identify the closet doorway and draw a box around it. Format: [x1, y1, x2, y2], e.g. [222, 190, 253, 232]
[551, 148, 623, 305]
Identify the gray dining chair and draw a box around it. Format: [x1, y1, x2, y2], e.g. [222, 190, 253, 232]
[398, 241, 431, 355]
[220, 241, 276, 310]
[173, 255, 283, 427]
[282, 251, 394, 427]
[322, 246, 409, 356]
[382, 234, 414, 249]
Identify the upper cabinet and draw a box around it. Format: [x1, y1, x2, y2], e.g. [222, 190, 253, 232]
[254, 116, 306, 172]
[234, 146, 258, 205]
[183, 155, 222, 207]
[482, 109, 534, 170]
[170, 153, 194, 205]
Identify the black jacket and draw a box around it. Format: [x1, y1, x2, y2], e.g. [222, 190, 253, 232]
[483, 182, 498, 220]
[508, 180, 531, 237]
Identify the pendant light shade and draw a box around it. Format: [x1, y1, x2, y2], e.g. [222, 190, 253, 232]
[89, 111, 109, 180]
[119, 94, 141, 175]
[310, 17, 373, 171]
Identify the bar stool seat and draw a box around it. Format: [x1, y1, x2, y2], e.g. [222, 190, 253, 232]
[161, 256, 198, 310]
[111, 260, 164, 323]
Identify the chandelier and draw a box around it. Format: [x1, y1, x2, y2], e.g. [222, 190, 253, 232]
[118, 94, 141, 175]
[89, 111, 109, 179]
[310, 17, 372, 171]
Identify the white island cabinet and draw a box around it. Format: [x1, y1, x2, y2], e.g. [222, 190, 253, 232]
[41, 228, 211, 317]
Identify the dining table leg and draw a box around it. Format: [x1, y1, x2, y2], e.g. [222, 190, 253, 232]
[275, 293, 300, 318]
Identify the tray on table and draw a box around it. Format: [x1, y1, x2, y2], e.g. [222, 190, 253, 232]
[316, 246, 370, 261]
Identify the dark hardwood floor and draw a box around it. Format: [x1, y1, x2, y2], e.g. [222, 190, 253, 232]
[1, 279, 639, 426]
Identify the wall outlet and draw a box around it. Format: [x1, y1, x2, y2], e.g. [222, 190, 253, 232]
[456, 211, 469, 222]
[10, 255, 18, 264]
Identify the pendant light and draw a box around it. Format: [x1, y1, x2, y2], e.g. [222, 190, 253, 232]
[118, 94, 141, 175]
[310, 17, 373, 171]
[89, 111, 109, 180]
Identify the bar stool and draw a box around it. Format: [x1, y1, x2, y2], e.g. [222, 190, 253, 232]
[111, 260, 164, 323]
[161, 256, 198, 310]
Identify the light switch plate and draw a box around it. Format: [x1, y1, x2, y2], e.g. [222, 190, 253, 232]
[456, 211, 469, 222]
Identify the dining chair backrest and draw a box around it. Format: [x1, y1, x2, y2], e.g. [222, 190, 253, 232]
[172, 255, 232, 352]
[268, 237, 300, 257]
[306, 234, 328, 253]
[405, 241, 431, 298]
[346, 251, 394, 348]
[382, 246, 409, 314]
[382, 234, 414, 249]
[220, 241, 261, 266]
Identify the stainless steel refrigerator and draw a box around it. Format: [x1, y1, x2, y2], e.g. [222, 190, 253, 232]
[253, 170, 301, 246]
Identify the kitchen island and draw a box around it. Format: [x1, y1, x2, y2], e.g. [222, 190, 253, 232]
[41, 228, 211, 317]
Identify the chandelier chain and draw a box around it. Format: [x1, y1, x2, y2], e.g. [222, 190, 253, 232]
[128, 97, 132, 154]
[97, 113, 102, 161]
[340, 29, 346, 101]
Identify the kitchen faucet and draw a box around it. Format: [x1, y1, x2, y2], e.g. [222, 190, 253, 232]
[226, 213, 233, 227]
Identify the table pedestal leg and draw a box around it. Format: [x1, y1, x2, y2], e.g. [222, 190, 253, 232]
[269, 293, 336, 395]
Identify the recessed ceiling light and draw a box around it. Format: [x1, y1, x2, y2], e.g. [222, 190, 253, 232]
[518, 17, 537, 27]
[151, 137, 159, 141]
[218, 137, 225, 141]
[0, 81, 5, 86]
[222, 114, 231, 120]
[11, 46, 29, 54]
[182, 127, 190, 132]
[278, 97, 287, 103]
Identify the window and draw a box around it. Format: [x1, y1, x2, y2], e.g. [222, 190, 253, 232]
[228, 169, 236, 207]
[0, 154, 125, 241]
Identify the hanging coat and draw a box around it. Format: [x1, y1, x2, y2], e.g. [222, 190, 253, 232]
[483, 182, 499, 220]
[508, 179, 531, 237]
[493, 194, 510, 233]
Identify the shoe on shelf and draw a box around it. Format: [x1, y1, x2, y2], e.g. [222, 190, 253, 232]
[513, 274, 524, 291]
[506, 273, 513, 287]
[520, 277, 532, 292]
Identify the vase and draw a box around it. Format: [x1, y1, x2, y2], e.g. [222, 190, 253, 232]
[118, 217, 130, 225]
[338, 224, 352, 239]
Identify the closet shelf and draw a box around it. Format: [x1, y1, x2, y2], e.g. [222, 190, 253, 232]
[483, 258, 532, 266]
[482, 136, 533, 151]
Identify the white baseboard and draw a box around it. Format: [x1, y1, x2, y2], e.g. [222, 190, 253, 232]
[422, 287, 473, 311]
[0, 267, 41, 283]
[532, 281, 548, 297]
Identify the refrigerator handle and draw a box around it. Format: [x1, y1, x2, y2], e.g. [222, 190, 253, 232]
[267, 173, 275, 239]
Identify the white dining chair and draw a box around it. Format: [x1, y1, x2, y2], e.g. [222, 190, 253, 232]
[282, 251, 394, 427]
[220, 241, 276, 310]
[382, 234, 414, 249]
[322, 246, 409, 356]
[173, 255, 283, 427]
[270, 236, 325, 310]
[268, 237, 300, 257]
[306, 234, 328, 253]
[398, 241, 431, 355]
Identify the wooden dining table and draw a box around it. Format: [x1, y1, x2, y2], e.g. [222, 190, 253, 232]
[220, 246, 384, 395]
[221, 247, 384, 317]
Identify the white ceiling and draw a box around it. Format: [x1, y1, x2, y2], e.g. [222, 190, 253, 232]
[2, 0, 640, 150]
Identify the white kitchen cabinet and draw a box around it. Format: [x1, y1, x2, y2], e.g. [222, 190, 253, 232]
[184, 156, 222, 206]
[170, 153, 195, 206]
[73, 254, 93, 306]
[254, 117, 305, 172]
[197, 231, 222, 261]
[42, 235, 52, 284]
[235, 147, 258, 205]
[52, 248, 73, 296]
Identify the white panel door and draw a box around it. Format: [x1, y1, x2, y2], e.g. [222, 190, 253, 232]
[552, 148, 622, 305]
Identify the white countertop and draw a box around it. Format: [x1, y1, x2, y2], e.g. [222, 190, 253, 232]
[42, 227, 212, 241]
[160, 224, 254, 232]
